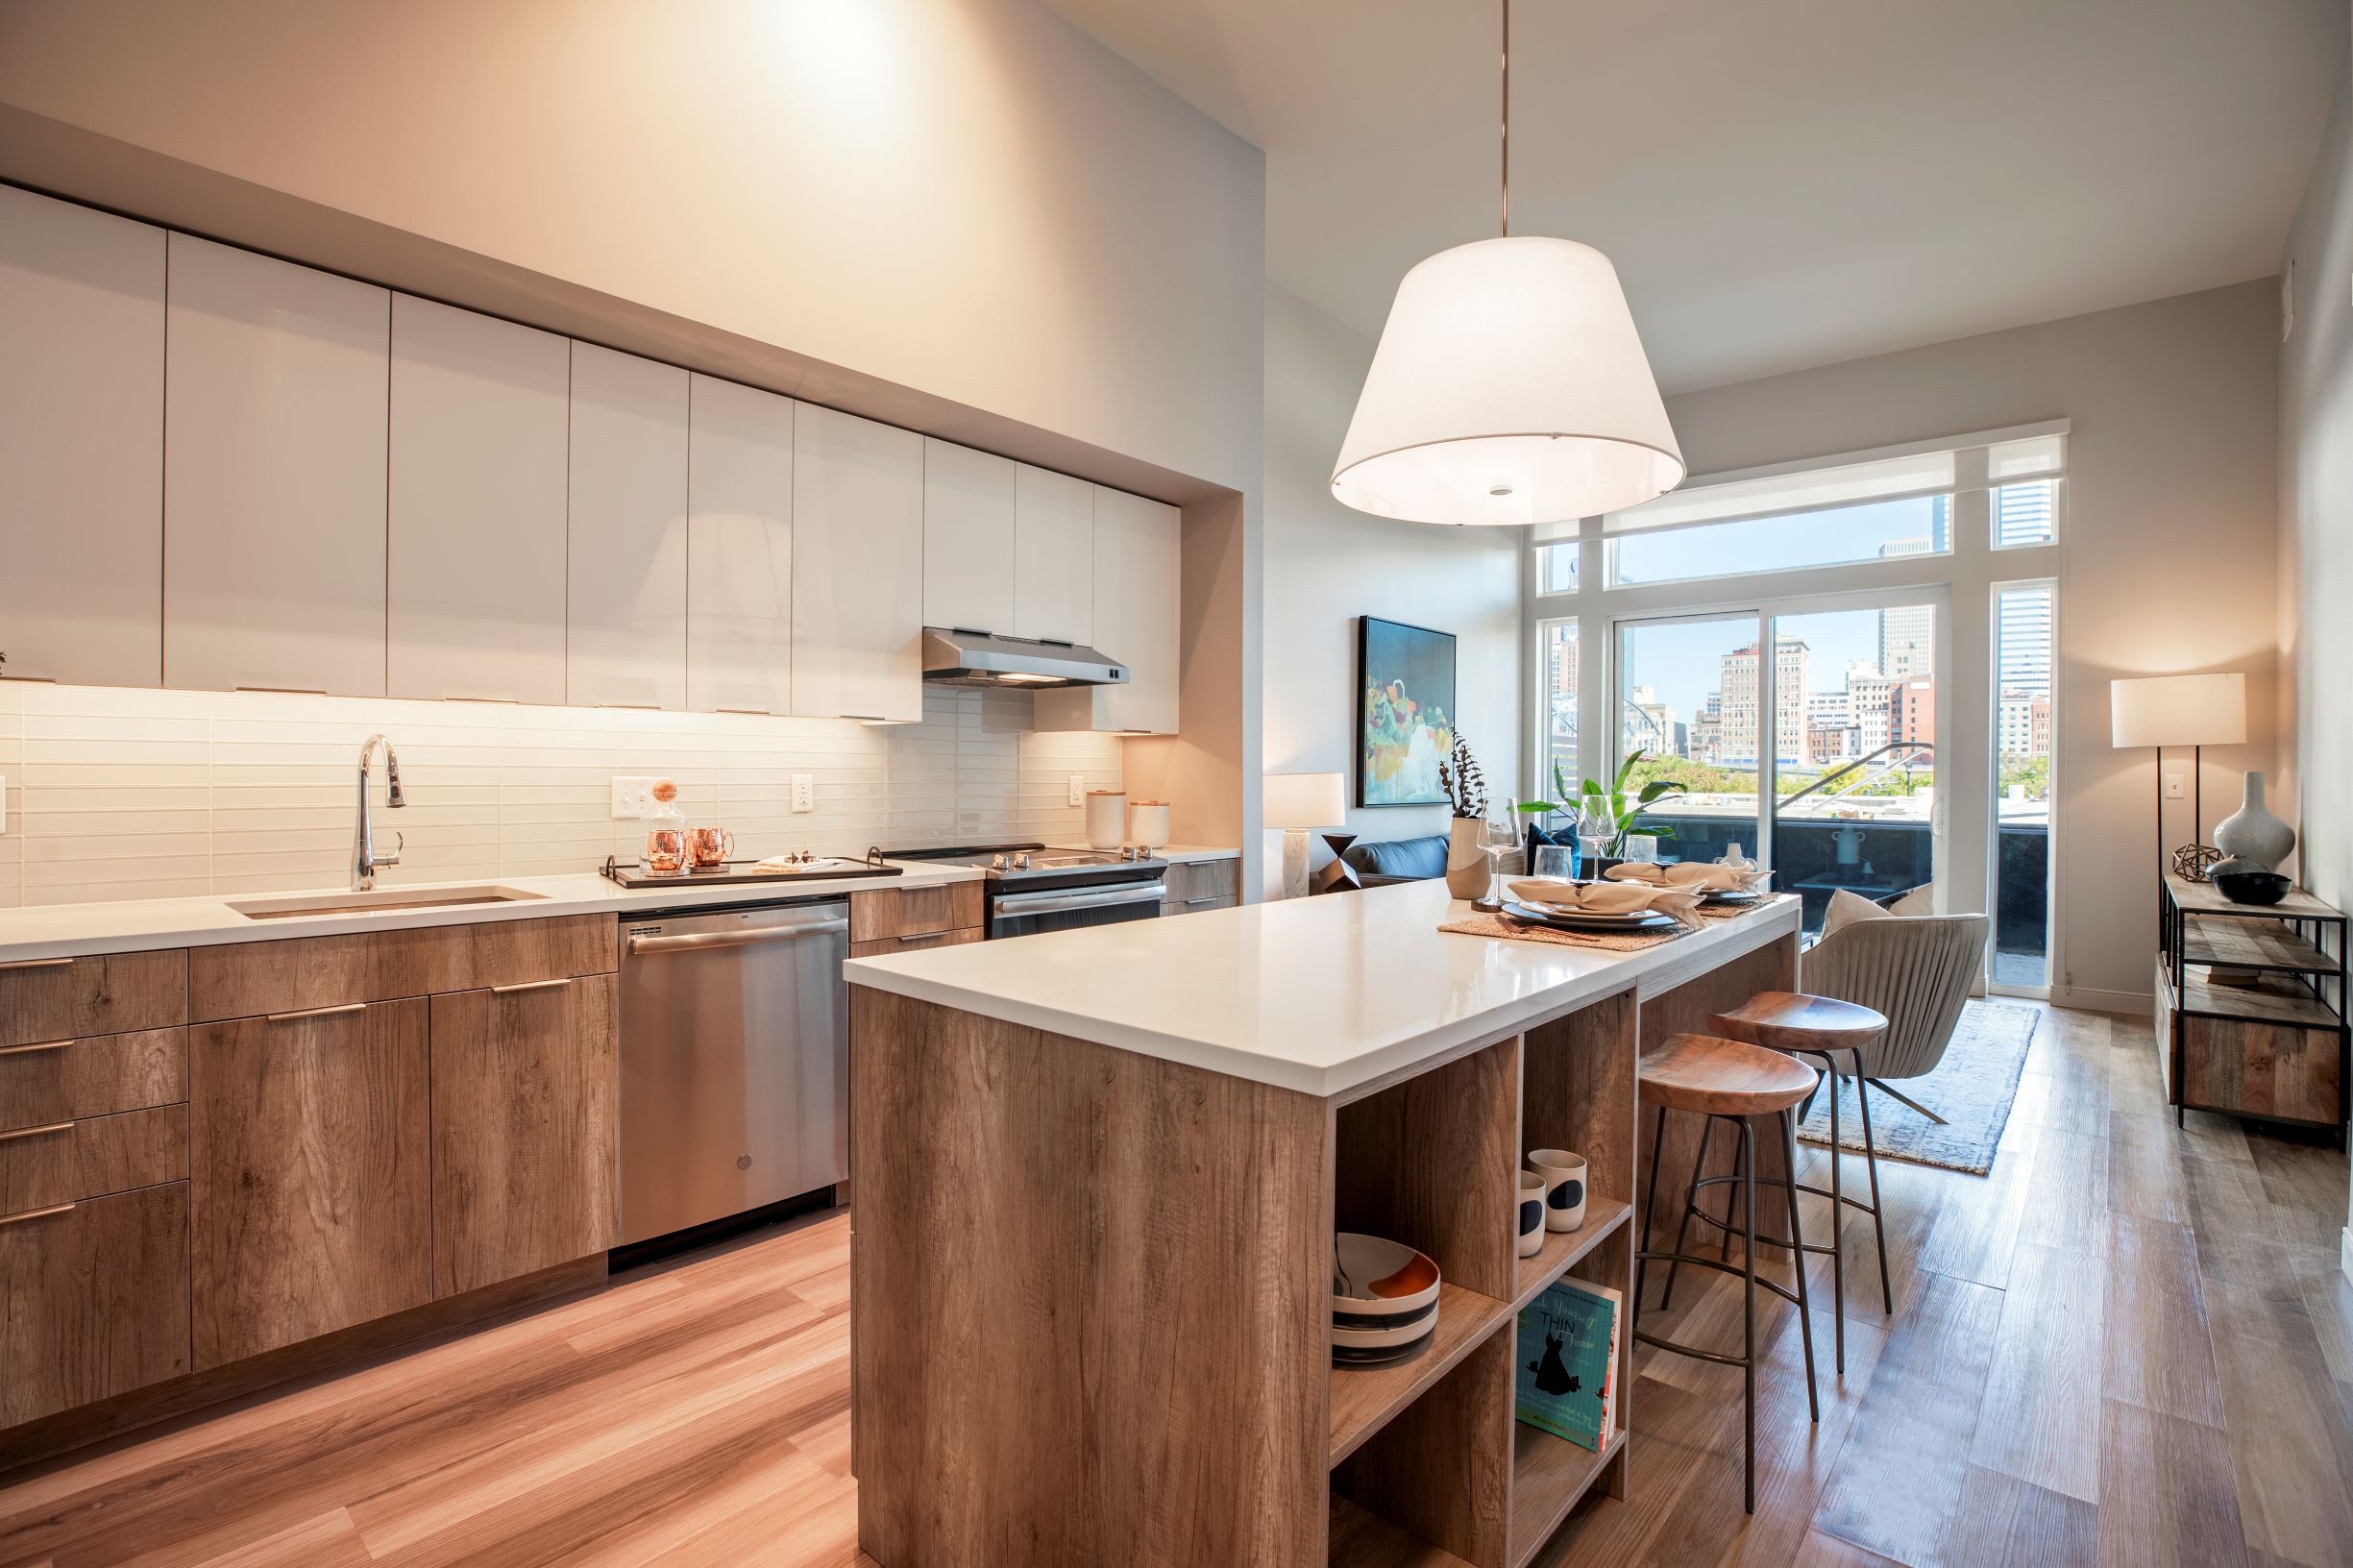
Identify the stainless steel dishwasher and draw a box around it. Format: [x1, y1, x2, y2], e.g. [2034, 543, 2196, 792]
[617, 898, 848, 1245]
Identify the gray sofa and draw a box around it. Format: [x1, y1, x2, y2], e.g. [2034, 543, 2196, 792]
[1337, 833, 1451, 889]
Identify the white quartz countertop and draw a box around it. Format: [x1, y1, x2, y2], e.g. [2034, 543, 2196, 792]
[0, 861, 983, 963]
[847, 880, 1801, 1097]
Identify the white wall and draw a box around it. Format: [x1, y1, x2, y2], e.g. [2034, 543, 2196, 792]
[1260, 287, 1522, 887]
[0, 684, 1122, 906]
[1662, 282, 2282, 1011]
[2277, 57, 2353, 1260]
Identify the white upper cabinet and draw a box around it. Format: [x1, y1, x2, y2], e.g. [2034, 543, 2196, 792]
[687, 374, 795, 715]
[0, 186, 164, 688]
[1013, 464, 1094, 647]
[567, 343, 689, 709]
[921, 439, 1016, 635]
[1037, 487, 1181, 735]
[163, 234, 389, 696]
[386, 296, 570, 704]
[792, 404, 923, 723]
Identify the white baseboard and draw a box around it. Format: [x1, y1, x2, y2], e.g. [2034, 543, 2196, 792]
[2048, 984, 2154, 1017]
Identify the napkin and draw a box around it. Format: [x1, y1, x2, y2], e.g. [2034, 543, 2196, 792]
[1504, 878, 1705, 927]
[1605, 861, 1765, 894]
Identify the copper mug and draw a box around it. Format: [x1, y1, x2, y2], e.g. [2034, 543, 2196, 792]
[687, 825, 735, 869]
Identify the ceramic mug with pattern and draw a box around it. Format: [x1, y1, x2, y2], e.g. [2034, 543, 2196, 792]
[1528, 1148, 1588, 1233]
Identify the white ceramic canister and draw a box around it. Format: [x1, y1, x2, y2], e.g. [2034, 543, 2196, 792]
[1086, 790, 1128, 850]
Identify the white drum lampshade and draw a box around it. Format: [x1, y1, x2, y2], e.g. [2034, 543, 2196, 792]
[1265, 772, 1347, 900]
[2109, 673, 2246, 748]
[1331, 236, 1685, 527]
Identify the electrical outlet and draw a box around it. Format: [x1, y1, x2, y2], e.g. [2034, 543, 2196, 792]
[1067, 774, 1085, 807]
[792, 773, 815, 813]
[611, 775, 661, 819]
[2164, 772, 2186, 800]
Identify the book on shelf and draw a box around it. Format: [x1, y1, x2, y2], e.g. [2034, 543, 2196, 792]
[1514, 1277, 1621, 1452]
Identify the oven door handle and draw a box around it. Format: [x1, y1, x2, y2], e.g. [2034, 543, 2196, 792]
[626, 918, 848, 956]
[993, 882, 1165, 918]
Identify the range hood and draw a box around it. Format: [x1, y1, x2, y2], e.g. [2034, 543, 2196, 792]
[921, 627, 1130, 689]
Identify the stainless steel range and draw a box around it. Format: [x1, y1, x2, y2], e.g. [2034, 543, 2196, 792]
[883, 842, 1166, 939]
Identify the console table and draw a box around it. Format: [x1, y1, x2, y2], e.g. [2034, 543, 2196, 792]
[2155, 873, 2347, 1139]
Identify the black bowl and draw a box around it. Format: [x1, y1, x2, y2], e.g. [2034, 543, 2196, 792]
[2212, 869, 2291, 906]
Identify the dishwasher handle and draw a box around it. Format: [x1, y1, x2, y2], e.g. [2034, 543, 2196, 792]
[625, 917, 848, 957]
[991, 881, 1165, 917]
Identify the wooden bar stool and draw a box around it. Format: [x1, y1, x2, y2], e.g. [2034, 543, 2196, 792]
[1703, 990, 1892, 1376]
[1633, 1033, 1821, 1514]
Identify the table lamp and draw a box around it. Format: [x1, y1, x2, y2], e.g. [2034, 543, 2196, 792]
[1264, 772, 1346, 899]
[2111, 671, 2246, 887]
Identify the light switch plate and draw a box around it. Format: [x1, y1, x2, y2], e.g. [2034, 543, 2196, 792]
[1067, 774, 1085, 807]
[792, 773, 815, 813]
[611, 775, 661, 820]
[2164, 772, 2186, 799]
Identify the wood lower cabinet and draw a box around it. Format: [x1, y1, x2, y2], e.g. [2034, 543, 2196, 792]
[0, 1182, 190, 1427]
[1162, 858, 1240, 917]
[429, 974, 620, 1297]
[190, 996, 432, 1370]
[851, 927, 984, 961]
[850, 882, 986, 944]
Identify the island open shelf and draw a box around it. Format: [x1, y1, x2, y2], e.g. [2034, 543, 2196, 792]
[846, 883, 1802, 1567]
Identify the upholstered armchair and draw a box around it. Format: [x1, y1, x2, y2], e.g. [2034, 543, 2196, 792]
[1800, 911, 1990, 1120]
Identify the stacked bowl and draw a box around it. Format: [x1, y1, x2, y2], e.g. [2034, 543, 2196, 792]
[1332, 1233, 1441, 1366]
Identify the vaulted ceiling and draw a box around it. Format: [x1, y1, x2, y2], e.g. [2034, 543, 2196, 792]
[1046, 0, 2345, 391]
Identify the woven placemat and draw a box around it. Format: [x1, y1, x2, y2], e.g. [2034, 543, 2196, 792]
[1437, 912, 1689, 951]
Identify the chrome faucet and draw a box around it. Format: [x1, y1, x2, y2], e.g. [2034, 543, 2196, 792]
[353, 733, 406, 892]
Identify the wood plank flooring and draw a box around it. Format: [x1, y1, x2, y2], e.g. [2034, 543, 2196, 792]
[0, 1002, 2344, 1567]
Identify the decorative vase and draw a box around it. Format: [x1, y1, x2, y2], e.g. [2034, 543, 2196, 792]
[2213, 771, 2293, 871]
[1085, 790, 1127, 850]
[1445, 818, 1489, 898]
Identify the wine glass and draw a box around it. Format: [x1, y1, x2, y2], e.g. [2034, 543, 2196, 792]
[1578, 798, 1615, 871]
[1476, 796, 1520, 911]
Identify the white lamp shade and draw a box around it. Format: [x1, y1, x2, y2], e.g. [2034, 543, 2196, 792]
[1331, 236, 1684, 527]
[1263, 772, 1347, 830]
[2110, 673, 2246, 748]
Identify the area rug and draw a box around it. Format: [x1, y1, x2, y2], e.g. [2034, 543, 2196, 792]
[1795, 1000, 2038, 1176]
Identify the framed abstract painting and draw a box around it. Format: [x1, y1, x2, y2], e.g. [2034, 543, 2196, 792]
[1357, 616, 1457, 806]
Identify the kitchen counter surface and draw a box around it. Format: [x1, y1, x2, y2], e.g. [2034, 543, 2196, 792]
[0, 860, 982, 963]
[847, 879, 1801, 1096]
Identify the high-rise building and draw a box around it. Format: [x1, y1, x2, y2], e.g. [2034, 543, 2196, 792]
[1806, 689, 1857, 765]
[1996, 584, 2053, 698]
[1891, 676, 1935, 746]
[1622, 684, 1679, 758]
[1874, 537, 1937, 681]
[1717, 638, 1811, 767]
[1846, 662, 1898, 756]
[1998, 688, 2055, 760]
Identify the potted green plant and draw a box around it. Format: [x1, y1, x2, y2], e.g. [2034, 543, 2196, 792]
[1516, 750, 1686, 871]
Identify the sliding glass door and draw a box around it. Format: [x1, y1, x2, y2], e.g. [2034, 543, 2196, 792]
[1612, 613, 1767, 866]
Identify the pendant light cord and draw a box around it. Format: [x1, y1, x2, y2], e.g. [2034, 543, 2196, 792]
[1500, 0, 1510, 237]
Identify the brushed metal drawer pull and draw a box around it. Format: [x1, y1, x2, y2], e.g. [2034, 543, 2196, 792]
[0, 1202, 75, 1228]
[234, 685, 328, 696]
[491, 977, 573, 995]
[0, 1040, 71, 1058]
[267, 1002, 368, 1023]
[1184, 895, 1220, 905]
[0, 956, 73, 972]
[0, 1121, 72, 1143]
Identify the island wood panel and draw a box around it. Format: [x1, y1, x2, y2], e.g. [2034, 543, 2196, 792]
[849, 926, 984, 961]
[0, 1025, 187, 1133]
[1334, 1323, 1515, 1568]
[850, 987, 1330, 1568]
[0, 1104, 186, 1216]
[848, 882, 984, 945]
[1335, 1034, 1519, 1302]
[190, 996, 432, 1370]
[429, 973, 619, 1298]
[0, 949, 186, 1049]
[187, 915, 614, 1021]
[0, 1181, 189, 1427]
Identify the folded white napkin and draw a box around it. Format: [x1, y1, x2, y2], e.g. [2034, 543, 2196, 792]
[1505, 878, 1704, 927]
[1605, 861, 1768, 894]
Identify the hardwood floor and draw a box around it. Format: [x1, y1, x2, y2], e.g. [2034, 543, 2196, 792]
[0, 1003, 2345, 1567]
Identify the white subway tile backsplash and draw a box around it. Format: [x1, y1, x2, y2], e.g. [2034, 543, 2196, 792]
[0, 685, 1123, 907]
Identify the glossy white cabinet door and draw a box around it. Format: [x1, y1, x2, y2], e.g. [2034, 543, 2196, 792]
[921, 438, 1016, 635]
[1013, 464, 1093, 646]
[792, 404, 923, 723]
[567, 342, 688, 710]
[1036, 487, 1181, 734]
[163, 234, 389, 696]
[386, 295, 569, 704]
[686, 374, 795, 715]
[0, 186, 164, 688]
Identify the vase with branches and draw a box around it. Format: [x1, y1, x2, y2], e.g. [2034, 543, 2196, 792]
[1436, 736, 1496, 897]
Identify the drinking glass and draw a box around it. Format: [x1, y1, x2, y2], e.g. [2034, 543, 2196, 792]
[1624, 833, 1660, 866]
[1478, 798, 1520, 909]
[1532, 844, 1575, 881]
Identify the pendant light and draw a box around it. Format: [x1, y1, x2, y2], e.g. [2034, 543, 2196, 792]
[1331, 0, 1683, 527]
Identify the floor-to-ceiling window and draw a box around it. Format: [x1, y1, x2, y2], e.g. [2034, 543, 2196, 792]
[1526, 422, 2064, 992]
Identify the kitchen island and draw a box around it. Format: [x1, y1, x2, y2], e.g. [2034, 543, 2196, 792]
[844, 880, 1802, 1568]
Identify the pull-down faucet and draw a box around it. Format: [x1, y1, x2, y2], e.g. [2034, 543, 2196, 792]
[354, 733, 406, 892]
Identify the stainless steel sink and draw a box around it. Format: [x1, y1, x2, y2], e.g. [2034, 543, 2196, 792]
[228, 885, 549, 920]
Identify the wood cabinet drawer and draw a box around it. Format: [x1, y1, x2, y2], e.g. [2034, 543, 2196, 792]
[850, 927, 984, 960]
[2180, 1013, 2341, 1124]
[0, 1026, 187, 1134]
[0, 1105, 188, 1217]
[1161, 859, 1239, 911]
[189, 915, 615, 1021]
[851, 883, 984, 943]
[0, 949, 185, 1049]
[0, 1181, 191, 1427]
